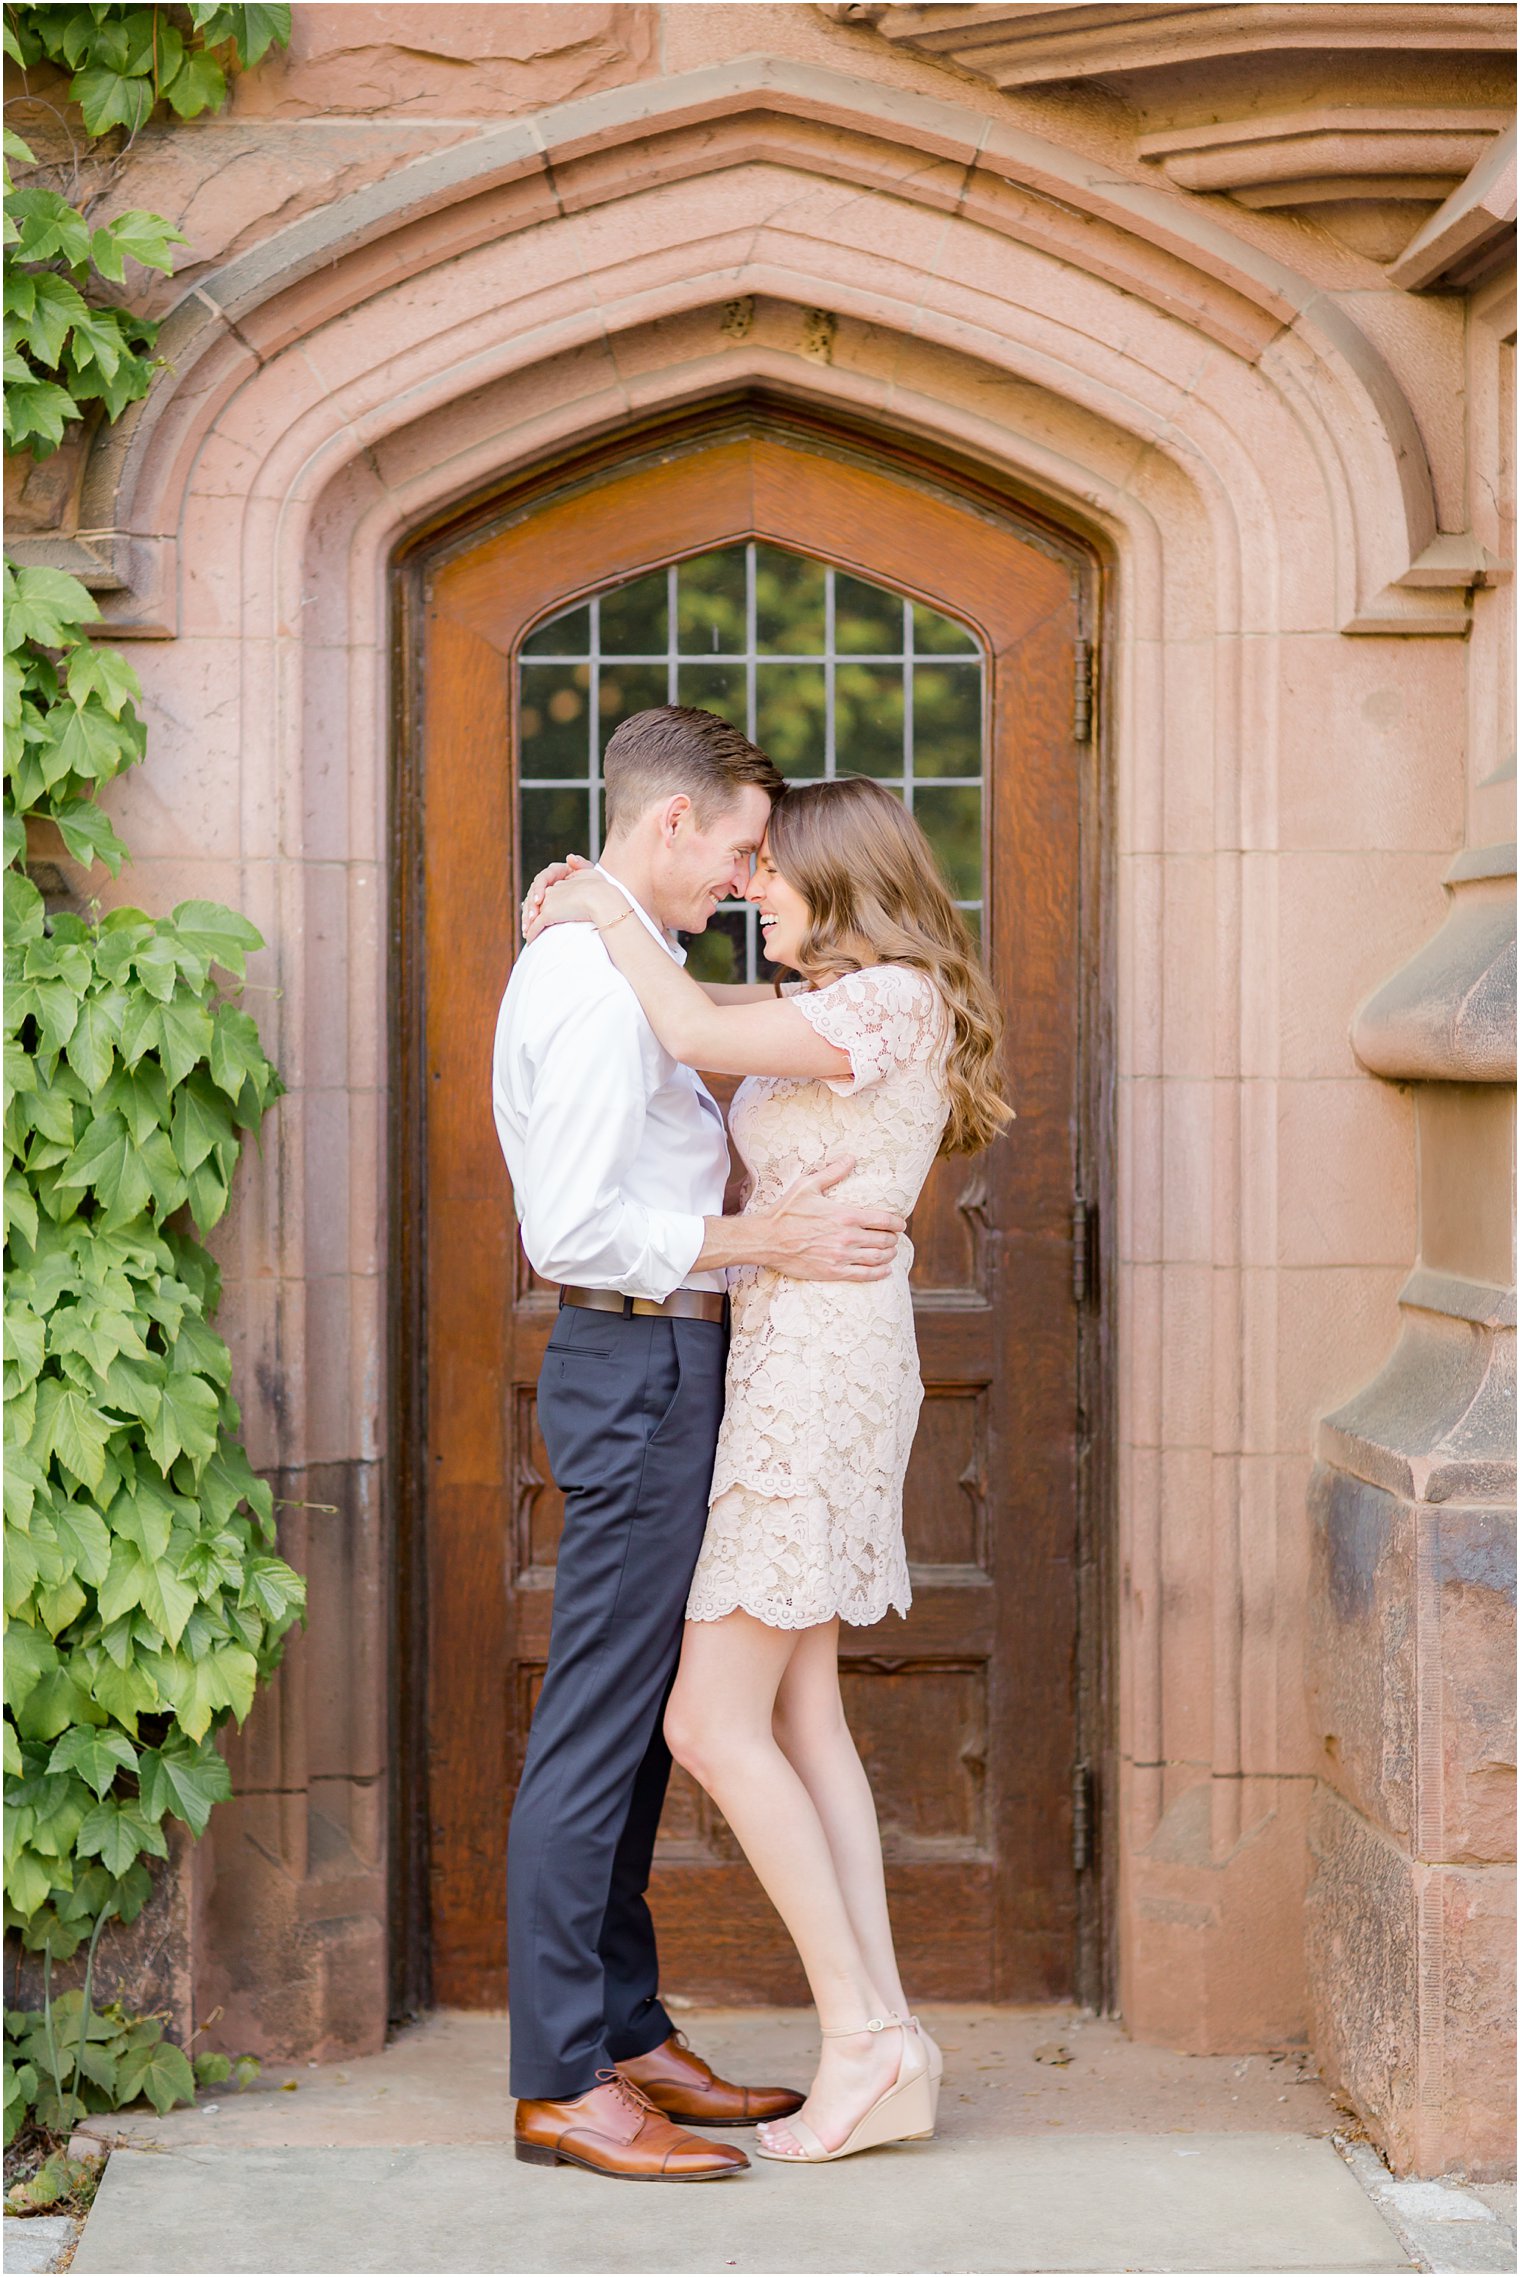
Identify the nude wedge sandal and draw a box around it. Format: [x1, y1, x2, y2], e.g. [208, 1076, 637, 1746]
[752, 2017, 934, 2164]
[908, 2014, 943, 2125]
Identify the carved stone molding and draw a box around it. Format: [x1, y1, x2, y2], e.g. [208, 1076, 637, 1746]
[1352, 848, 1517, 1085]
[830, 7, 1516, 90]
[832, 5, 1515, 257]
[1134, 108, 1509, 210]
[1390, 123, 1519, 290]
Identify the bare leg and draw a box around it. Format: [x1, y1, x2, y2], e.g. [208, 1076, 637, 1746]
[665, 1612, 914, 2154]
[771, 1622, 909, 2022]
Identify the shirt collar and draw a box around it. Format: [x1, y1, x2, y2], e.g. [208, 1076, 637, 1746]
[594, 864, 687, 965]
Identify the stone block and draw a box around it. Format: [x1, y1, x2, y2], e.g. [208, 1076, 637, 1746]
[1, 2213, 78, 2274]
[1119, 1767, 1311, 2052]
[1306, 1785, 1516, 2178]
[1308, 1466, 1516, 1863]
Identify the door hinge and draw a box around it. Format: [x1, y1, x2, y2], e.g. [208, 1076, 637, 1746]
[1072, 637, 1094, 743]
[1071, 1194, 1094, 1305]
[1072, 1760, 1093, 1873]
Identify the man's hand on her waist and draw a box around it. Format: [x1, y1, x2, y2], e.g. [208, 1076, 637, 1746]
[762, 1157, 905, 1281]
[691, 1158, 904, 1280]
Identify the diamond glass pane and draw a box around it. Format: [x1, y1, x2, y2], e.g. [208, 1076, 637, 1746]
[517, 546, 985, 976]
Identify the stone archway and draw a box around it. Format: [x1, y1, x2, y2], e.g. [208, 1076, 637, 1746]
[52, 57, 1475, 2060]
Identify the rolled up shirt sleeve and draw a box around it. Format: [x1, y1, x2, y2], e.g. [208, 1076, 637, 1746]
[513, 975, 706, 1300]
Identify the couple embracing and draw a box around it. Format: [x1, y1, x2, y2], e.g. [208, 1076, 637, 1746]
[491, 703, 1010, 2181]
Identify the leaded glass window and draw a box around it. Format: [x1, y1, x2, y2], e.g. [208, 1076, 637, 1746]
[518, 542, 985, 982]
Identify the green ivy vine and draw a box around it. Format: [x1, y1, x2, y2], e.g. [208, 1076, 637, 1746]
[4, 0, 298, 2144]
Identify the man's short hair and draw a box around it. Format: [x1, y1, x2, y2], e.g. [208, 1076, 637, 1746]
[602, 706, 785, 835]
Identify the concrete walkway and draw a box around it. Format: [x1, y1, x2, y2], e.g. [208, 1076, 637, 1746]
[68, 2007, 1425, 2274]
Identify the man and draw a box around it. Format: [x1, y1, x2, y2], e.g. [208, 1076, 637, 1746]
[492, 706, 904, 2182]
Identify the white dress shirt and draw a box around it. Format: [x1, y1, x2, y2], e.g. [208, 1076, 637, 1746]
[491, 872, 730, 1299]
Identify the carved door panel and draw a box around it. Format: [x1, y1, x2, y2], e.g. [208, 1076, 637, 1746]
[411, 424, 1085, 2005]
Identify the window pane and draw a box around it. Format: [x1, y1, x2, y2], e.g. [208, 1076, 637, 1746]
[678, 661, 748, 728]
[958, 904, 982, 945]
[520, 663, 592, 778]
[755, 660, 826, 777]
[599, 571, 668, 656]
[677, 550, 747, 654]
[682, 907, 746, 984]
[755, 545, 826, 655]
[522, 604, 590, 658]
[913, 661, 981, 778]
[834, 574, 903, 656]
[520, 787, 591, 892]
[912, 784, 982, 901]
[597, 664, 668, 735]
[834, 661, 905, 779]
[913, 601, 977, 655]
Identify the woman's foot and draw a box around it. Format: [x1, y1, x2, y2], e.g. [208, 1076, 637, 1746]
[755, 2021, 915, 2159]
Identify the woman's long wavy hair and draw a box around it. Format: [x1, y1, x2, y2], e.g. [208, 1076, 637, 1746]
[765, 776, 1013, 1156]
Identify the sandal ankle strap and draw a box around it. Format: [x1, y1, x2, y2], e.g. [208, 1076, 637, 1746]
[819, 2013, 903, 2038]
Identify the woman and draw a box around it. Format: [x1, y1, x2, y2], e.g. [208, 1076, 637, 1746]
[527, 776, 1012, 2163]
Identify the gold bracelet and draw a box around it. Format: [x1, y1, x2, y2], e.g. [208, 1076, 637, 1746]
[596, 905, 635, 934]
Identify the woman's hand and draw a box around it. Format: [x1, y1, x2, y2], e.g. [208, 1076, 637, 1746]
[524, 867, 627, 941]
[519, 851, 592, 938]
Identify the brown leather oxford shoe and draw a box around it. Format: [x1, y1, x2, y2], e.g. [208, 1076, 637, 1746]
[514, 2069, 749, 2181]
[618, 2030, 806, 2126]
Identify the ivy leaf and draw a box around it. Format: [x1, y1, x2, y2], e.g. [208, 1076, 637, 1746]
[29, 1376, 110, 1493]
[2, 377, 79, 457]
[5, 1304, 45, 1390]
[6, 1846, 53, 1921]
[95, 1536, 147, 1626]
[116, 2035, 194, 2116]
[138, 1740, 231, 1836]
[169, 902, 263, 980]
[46, 798, 129, 876]
[61, 303, 129, 383]
[2, 1441, 46, 1531]
[146, 1371, 221, 1476]
[4, 1168, 39, 1251]
[3, 565, 97, 652]
[160, 47, 226, 118]
[75, 1796, 168, 1877]
[185, 1156, 228, 1231]
[50, 1498, 111, 1589]
[71, 66, 157, 138]
[46, 1726, 137, 1799]
[13, 1664, 102, 1742]
[207, 1005, 267, 1102]
[139, 1557, 197, 1651]
[1, 1621, 56, 1714]
[47, 694, 141, 784]
[86, 1651, 160, 1727]
[36, 1573, 86, 1636]
[240, 1555, 304, 1626]
[56, 1111, 152, 1222]
[152, 998, 215, 1087]
[13, 271, 88, 367]
[64, 645, 141, 717]
[63, 993, 119, 1093]
[6, 189, 90, 269]
[92, 211, 185, 278]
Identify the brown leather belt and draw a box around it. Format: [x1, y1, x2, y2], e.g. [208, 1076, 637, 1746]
[559, 1284, 728, 1325]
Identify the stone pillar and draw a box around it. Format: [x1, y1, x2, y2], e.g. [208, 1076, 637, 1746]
[1305, 842, 1516, 2178]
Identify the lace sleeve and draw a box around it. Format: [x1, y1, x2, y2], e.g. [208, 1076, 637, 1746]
[791, 966, 943, 1095]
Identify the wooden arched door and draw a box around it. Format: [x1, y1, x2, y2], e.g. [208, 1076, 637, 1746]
[401, 419, 1098, 2009]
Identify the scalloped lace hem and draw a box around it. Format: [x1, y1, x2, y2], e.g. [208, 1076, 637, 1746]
[685, 1590, 912, 1630]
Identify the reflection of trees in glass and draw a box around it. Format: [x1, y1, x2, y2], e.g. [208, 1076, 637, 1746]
[516, 544, 986, 967]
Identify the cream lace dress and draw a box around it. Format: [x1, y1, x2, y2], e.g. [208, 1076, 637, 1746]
[687, 965, 950, 1630]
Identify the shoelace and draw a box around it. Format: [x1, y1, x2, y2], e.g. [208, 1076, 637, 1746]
[597, 2066, 656, 2118]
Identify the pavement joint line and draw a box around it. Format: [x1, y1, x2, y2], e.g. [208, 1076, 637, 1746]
[1336, 2139, 1518, 2276]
